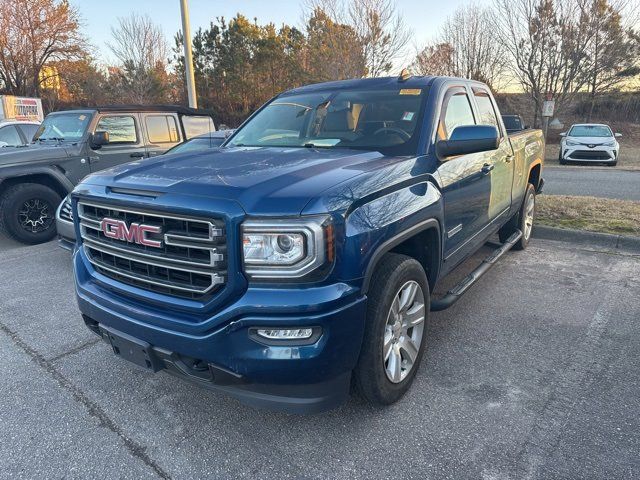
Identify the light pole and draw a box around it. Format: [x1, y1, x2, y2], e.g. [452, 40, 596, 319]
[180, 0, 197, 108]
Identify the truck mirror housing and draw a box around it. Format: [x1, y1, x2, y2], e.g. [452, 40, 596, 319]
[91, 131, 110, 148]
[436, 125, 499, 158]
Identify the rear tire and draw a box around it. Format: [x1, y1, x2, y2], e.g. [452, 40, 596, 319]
[498, 183, 536, 251]
[354, 253, 429, 406]
[0, 183, 61, 244]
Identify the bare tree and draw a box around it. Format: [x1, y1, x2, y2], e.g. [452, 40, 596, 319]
[413, 4, 508, 89]
[0, 0, 86, 96]
[348, 0, 411, 76]
[107, 14, 169, 103]
[304, 0, 410, 76]
[108, 13, 168, 71]
[494, 0, 594, 127]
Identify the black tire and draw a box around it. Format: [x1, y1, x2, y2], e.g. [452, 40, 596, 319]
[354, 253, 430, 405]
[498, 183, 536, 250]
[0, 183, 61, 244]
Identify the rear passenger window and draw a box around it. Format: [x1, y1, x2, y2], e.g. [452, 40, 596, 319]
[145, 115, 180, 143]
[182, 116, 215, 139]
[95, 116, 137, 143]
[473, 90, 500, 131]
[440, 91, 475, 140]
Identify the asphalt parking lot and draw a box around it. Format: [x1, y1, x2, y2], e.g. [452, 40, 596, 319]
[1, 235, 639, 479]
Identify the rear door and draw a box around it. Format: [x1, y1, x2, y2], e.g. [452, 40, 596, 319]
[471, 86, 514, 223]
[89, 113, 146, 172]
[142, 113, 182, 157]
[436, 85, 492, 260]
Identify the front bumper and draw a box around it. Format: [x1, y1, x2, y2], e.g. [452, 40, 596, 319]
[74, 251, 367, 413]
[561, 145, 617, 162]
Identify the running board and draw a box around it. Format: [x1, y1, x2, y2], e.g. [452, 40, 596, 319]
[430, 229, 523, 312]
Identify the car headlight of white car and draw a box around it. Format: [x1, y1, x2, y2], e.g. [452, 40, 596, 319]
[565, 140, 580, 146]
[603, 140, 616, 147]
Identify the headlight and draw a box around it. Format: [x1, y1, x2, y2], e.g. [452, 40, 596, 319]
[242, 216, 333, 279]
[565, 140, 579, 146]
[603, 140, 616, 147]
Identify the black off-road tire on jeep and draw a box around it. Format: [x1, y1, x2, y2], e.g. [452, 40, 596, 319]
[353, 253, 430, 406]
[498, 183, 536, 251]
[0, 183, 61, 244]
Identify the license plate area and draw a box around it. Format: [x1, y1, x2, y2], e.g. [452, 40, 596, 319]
[101, 326, 162, 372]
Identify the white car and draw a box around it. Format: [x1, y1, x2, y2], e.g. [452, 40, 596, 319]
[0, 120, 40, 148]
[559, 124, 621, 166]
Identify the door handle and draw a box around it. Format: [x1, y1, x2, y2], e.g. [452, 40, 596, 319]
[505, 154, 514, 163]
[481, 163, 494, 174]
[130, 152, 144, 158]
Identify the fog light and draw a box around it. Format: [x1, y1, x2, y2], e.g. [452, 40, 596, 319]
[256, 328, 313, 340]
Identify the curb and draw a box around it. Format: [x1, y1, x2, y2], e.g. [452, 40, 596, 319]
[531, 225, 640, 253]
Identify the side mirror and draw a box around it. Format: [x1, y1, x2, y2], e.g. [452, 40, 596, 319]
[436, 125, 499, 158]
[523, 125, 530, 130]
[90, 131, 109, 148]
[614, 132, 622, 138]
[559, 132, 567, 137]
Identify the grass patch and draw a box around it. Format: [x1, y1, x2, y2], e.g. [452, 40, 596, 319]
[536, 195, 640, 236]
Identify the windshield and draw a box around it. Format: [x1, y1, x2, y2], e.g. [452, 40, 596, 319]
[568, 125, 612, 137]
[167, 137, 224, 154]
[227, 88, 426, 155]
[34, 113, 91, 142]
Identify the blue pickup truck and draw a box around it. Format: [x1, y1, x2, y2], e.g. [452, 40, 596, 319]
[71, 75, 544, 412]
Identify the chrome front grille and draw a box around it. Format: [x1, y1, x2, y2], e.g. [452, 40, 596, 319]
[78, 201, 226, 299]
[60, 197, 73, 222]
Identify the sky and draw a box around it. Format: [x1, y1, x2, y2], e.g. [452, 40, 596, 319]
[75, 0, 490, 68]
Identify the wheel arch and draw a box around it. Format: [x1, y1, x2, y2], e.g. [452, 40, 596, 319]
[361, 218, 441, 295]
[0, 170, 72, 200]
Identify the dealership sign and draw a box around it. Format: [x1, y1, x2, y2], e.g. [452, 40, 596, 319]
[0, 95, 44, 122]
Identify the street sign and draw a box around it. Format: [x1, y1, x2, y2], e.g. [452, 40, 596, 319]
[542, 100, 555, 118]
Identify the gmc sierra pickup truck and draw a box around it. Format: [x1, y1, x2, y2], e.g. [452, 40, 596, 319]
[71, 75, 544, 413]
[0, 105, 214, 244]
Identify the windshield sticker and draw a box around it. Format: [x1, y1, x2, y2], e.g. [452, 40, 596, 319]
[78, 115, 86, 120]
[402, 112, 415, 121]
[399, 89, 421, 95]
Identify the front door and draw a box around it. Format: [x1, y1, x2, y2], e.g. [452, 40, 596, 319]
[89, 113, 146, 172]
[436, 86, 492, 261]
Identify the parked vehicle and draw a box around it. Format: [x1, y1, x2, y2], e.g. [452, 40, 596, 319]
[501, 114, 528, 134]
[0, 105, 215, 244]
[56, 130, 234, 249]
[559, 123, 621, 166]
[0, 120, 40, 148]
[70, 75, 544, 413]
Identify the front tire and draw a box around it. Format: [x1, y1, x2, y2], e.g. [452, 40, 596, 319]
[0, 183, 61, 244]
[354, 253, 429, 405]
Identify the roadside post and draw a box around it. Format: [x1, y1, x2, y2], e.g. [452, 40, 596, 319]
[542, 97, 555, 143]
[180, 0, 198, 108]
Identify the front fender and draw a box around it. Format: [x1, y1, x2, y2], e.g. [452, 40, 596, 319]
[0, 164, 75, 193]
[335, 181, 444, 287]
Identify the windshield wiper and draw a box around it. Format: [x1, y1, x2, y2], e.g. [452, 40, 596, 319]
[38, 137, 65, 142]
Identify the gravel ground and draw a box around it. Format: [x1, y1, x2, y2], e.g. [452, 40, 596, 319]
[0, 238, 639, 479]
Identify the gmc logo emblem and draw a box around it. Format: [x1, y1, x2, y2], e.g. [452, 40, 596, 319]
[101, 218, 162, 248]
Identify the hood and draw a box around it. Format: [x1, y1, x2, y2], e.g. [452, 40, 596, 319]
[82, 147, 394, 215]
[565, 136, 615, 145]
[0, 142, 74, 166]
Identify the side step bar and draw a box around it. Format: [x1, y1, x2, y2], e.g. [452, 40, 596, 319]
[430, 229, 523, 312]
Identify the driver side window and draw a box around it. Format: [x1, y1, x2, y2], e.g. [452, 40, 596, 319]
[438, 90, 475, 140]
